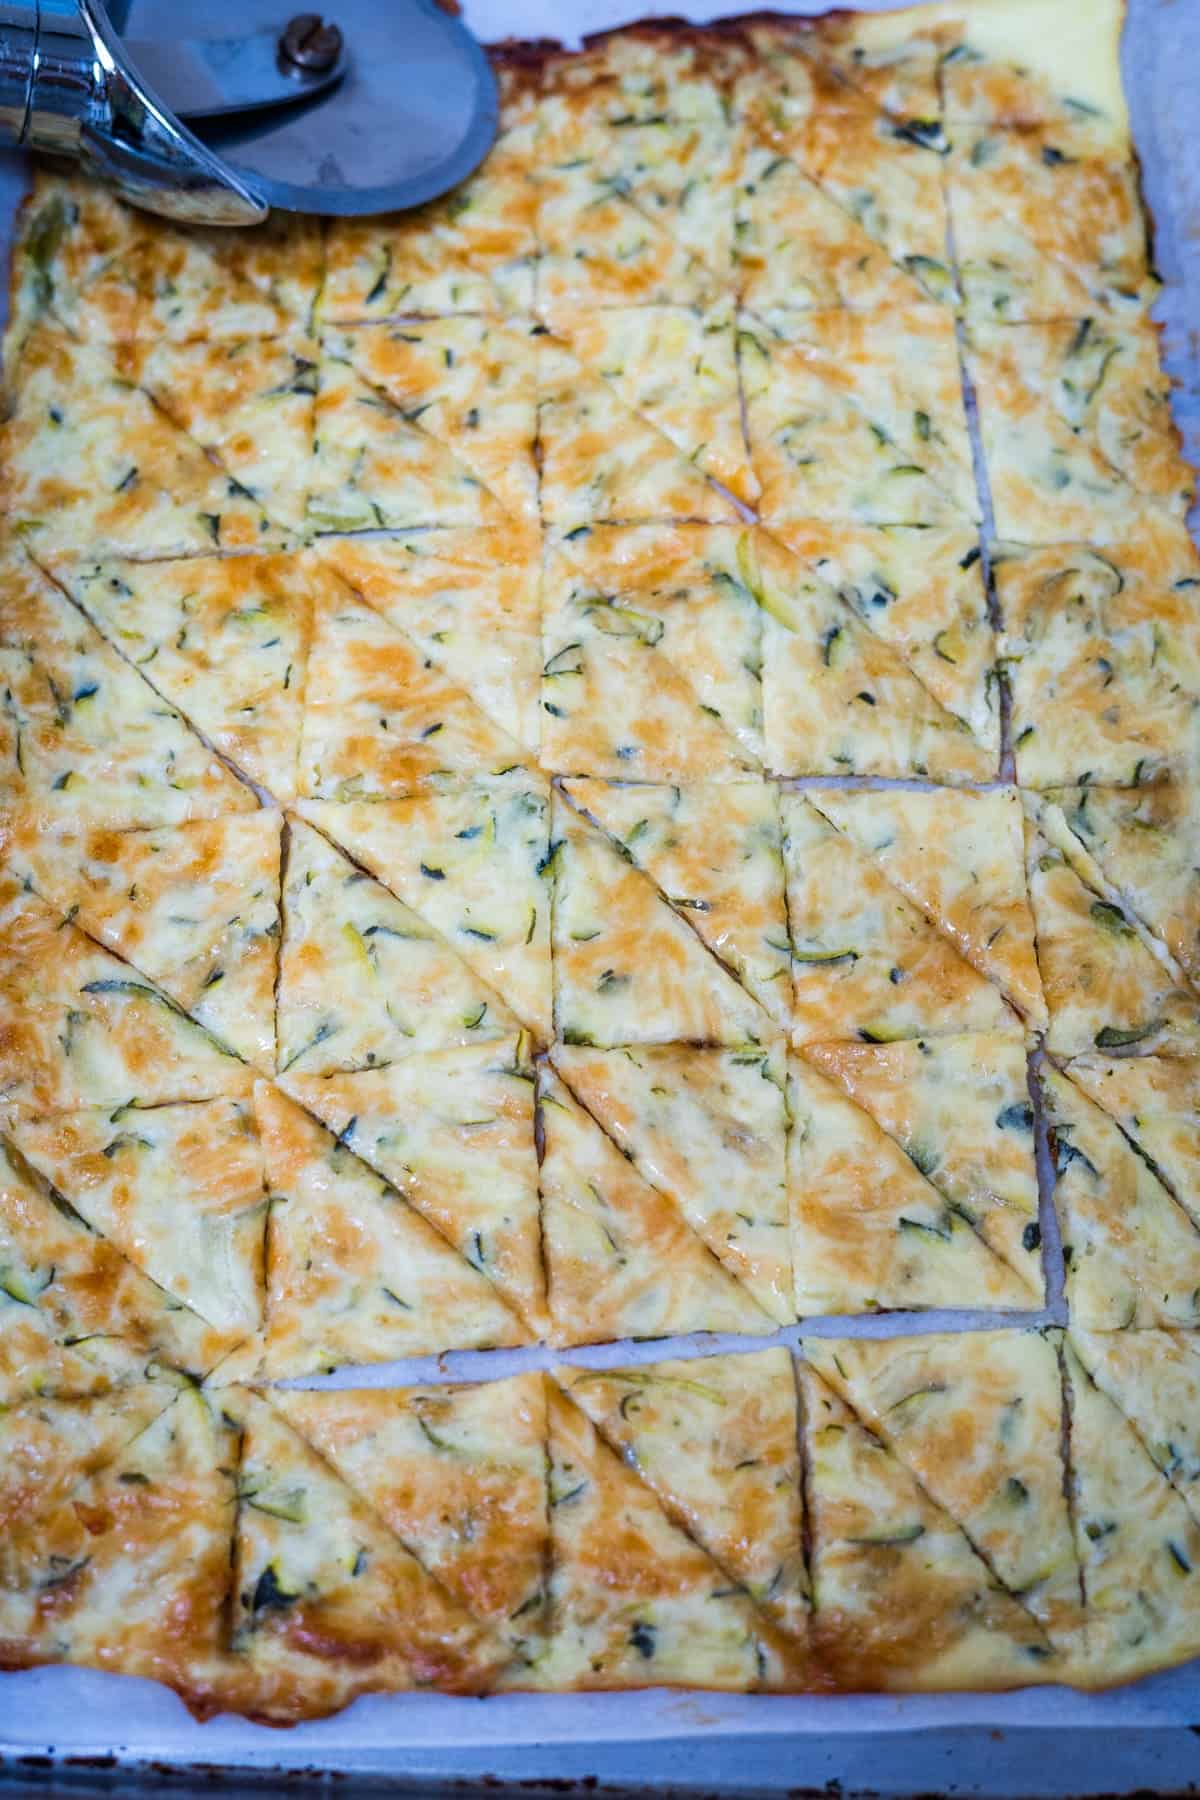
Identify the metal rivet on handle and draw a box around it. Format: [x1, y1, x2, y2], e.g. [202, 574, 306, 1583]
[279, 14, 344, 73]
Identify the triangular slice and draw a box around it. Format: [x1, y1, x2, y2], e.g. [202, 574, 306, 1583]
[772, 521, 998, 747]
[808, 8, 950, 119]
[8, 812, 281, 1071]
[743, 530, 994, 783]
[559, 1349, 809, 1640]
[0, 547, 254, 828]
[787, 1059, 1035, 1314]
[538, 338, 736, 529]
[54, 551, 315, 801]
[783, 796, 1019, 1045]
[1025, 814, 1200, 1058]
[551, 798, 770, 1048]
[1070, 1328, 1200, 1519]
[1062, 1340, 1200, 1687]
[306, 348, 507, 533]
[277, 818, 516, 1077]
[3, 321, 285, 558]
[740, 322, 967, 528]
[736, 146, 928, 315]
[1064, 1055, 1200, 1214]
[8, 1098, 267, 1339]
[0, 1386, 174, 1553]
[0, 875, 252, 1111]
[563, 778, 789, 1021]
[1041, 1063, 1200, 1329]
[119, 332, 317, 533]
[542, 527, 762, 780]
[544, 303, 756, 506]
[228, 1389, 504, 1723]
[0, 1388, 240, 1717]
[297, 783, 552, 1040]
[313, 528, 540, 750]
[801, 1034, 1043, 1293]
[0, 1139, 243, 1398]
[812, 787, 1047, 1026]
[531, 1383, 805, 1691]
[325, 317, 538, 524]
[298, 584, 532, 801]
[804, 1331, 1081, 1644]
[538, 1064, 771, 1344]
[1037, 781, 1200, 987]
[274, 1374, 548, 1663]
[552, 1043, 792, 1323]
[799, 1361, 1057, 1690]
[280, 1039, 545, 1335]
[1043, 1058, 1200, 1332]
[236, 1083, 523, 1376]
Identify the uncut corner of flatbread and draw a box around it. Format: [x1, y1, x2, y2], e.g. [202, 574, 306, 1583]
[940, 0, 1129, 145]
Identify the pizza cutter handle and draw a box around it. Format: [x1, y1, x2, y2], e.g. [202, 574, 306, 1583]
[0, 0, 269, 222]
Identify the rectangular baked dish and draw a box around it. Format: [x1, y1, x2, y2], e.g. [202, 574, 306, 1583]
[2, 0, 1199, 1726]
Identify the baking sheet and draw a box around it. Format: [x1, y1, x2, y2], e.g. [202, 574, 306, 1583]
[2, 0, 1200, 1778]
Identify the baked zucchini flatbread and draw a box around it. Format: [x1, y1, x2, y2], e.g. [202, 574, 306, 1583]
[550, 794, 770, 1048]
[281, 1038, 545, 1335]
[538, 338, 737, 530]
[561, 778, 789, 1022]
[799, 1360, 1057, 1691]
[0, 1387, 240, 1718]
[0, 547, 254, 829]
[0, 875, 252, 1113]
[800, 1033, 1043, 1294]
[551, 1042, 792, 1323]
[277, 817, 515, 1078]
[787, 1057, 1036, 1315]
[541, 525, 762, 781]
[742, 530, 994, 782]
[228, 1083, 523, 1380]
[558, 1348, 809, 1641]
[325, 318, 538, 525]
[969, 319, 1193, 519]
[298, 584, 533, 802]
[306, 348, 508, 535]
[227, 1388, 505, 1723]
[783, 796, 1020, 1045]
[274, 1375, 549, 1664]
[2, 323, 286, 557]
[810, 787, 1047, 1026]
[8, 812, 282, 1071]
[1062, 1340, 1200, 1686]
[314, 528, 540, 752]
[320, 65, 538, 323]
[0, 1140, 232, 1398]
[1036, 781, 1200, 987]
[805, 1331, 1081, 1646]
[52, 551, 314, 803]
[543, 303, 755, 506]
[1070, 1328, 1200, 1519]
[7, 1097, 267, 1340]
[771, 522, 997, 747]
[531, 1382, 808, 1691]
[118, 332, 317, 535]
[297, 783, 552, 1041]
[1064, 1055, 1200, 1213]
[1024, 813, 1200, 1059]
[537, 1063, 772, 1344]
[948, 122, 1156, 324]
[939, 0, 1128, 141]
[1041, 1063, 1200, 1329]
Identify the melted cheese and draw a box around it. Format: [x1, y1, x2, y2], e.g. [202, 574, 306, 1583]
[940, 0, 1129, 142]
[1070, 1327, 1200, 1509]
[1041, 1064, 1200, 1329]
[1064, 1055, 1200, 1209]
[538, 1064, 771, 1344]
[281, 1038, 546, 1335]
[559, 1349, 809, 1639]
[551, 1042, 793, 1322]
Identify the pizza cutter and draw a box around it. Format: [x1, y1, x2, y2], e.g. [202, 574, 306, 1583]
[0, 0, 499, 223]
